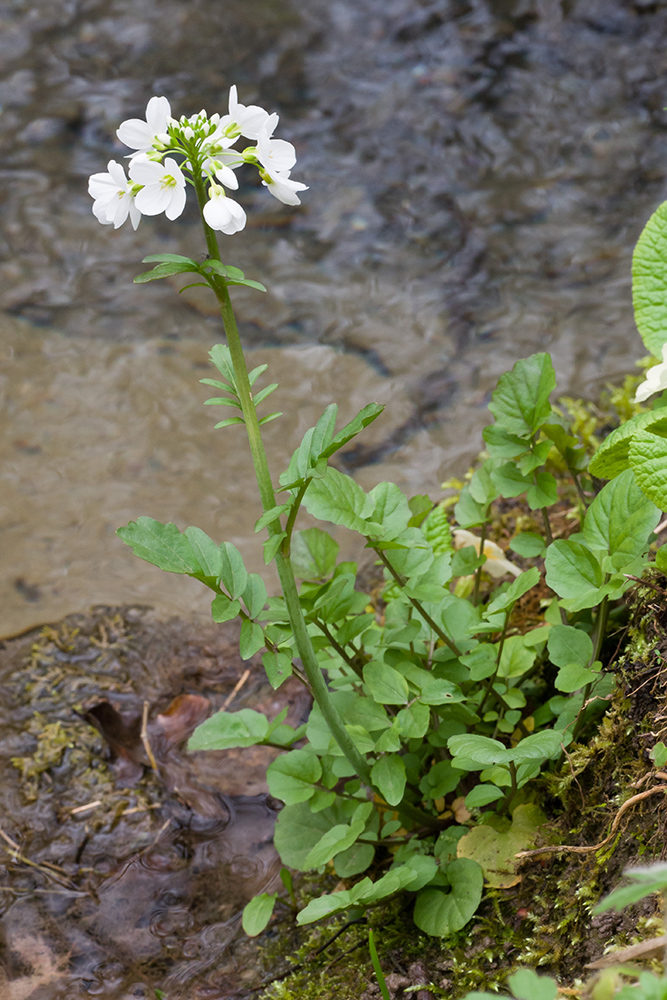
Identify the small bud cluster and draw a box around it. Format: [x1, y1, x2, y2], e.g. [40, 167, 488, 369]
[88, 88, 307, 233]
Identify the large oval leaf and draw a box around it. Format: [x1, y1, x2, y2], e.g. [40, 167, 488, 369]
[633, 200, 667, 356]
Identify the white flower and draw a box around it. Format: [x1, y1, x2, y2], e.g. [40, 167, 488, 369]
[262, 168, 308, 206]
[202, 184, 246, 234]
[635, 344, 667, 403]
[129, 155, 186, 220]
[222, 84, 279, 140]
[256, 130, 296, 174]
[117, 96, 172, 155]
[88, 159, 141, 230]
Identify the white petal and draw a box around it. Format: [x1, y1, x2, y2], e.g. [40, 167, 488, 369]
[165, 185, 187, 220]
[257, 136, 296, 173]
[88, 172, 118, 200]
[107, 160, 128, 187]
[92, 199, 113, 225]
[145, 96, 171, 131]
[128, 154, 161, 184]
[129, 200, 142, 230]
[214, 163, 239, 190]
[117, 119, 152, 150]
[135, 185, 171, 216]
[228, 85, 239, 115]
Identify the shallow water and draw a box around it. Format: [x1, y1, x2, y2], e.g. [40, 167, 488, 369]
[2, 0, 667, 634]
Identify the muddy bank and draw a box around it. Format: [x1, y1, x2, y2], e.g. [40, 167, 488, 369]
[0, 606, 310, 999]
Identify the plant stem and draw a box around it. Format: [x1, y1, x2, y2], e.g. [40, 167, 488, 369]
[192, 173, 374, 789]
[371, 545, 461, 657]
[472, 522, 487, 607]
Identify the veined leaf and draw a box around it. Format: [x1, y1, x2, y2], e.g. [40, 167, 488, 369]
[633, 200, 667, 355]
[488, 353, 556, 438]
[117, 517, 200, 574]
[589, 409, 667, 479]
[629, 429, 667, 511]
[583, 468, 659, 568]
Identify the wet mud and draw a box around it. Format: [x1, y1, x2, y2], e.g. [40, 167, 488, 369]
[0, 606, 309, 999]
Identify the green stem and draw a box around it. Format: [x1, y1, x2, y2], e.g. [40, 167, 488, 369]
[371, 545, 461, 657]
[472, 521, 487, 607]
[192, 173, 374, 789]
[572, 594, 609, 742]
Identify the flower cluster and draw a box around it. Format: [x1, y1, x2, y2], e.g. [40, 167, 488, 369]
[88, 88, 307, 234]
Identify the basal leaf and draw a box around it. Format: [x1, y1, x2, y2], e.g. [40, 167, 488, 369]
[274, 801, 351, 870]
[413, 858, 483, 936]
[632, 200, 667, 356]
[456, 803, 547, 888]
[547, 624, 593, 668]
[583, 468, 659, 568]
[630, 428, 667, 510]
[488, 353, 556, 438]
[544, 539, 604, 609]
[589, 409, 667, 480]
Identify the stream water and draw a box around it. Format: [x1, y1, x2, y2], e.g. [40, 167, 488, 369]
[3, 0, 667, 635]
[2, 0, 667, 996]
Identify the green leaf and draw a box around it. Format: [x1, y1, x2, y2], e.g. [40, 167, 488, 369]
[488, 353, 556, 438]
[184, 526, 222, 581]
[449, 731, 562, 768]
[555, 661, 601, 693]
[219, 542, 248, 598]
[262, 650, 293, 689]
[371, 755, 407, 806]
[334, 842, 375, 878]
[465, 785, 505, 808]
[510, 532, 546, 558]
[267, 749, 322, 804]
[142, 253, 200, 265]
[242, 893, 277, 936]
[482, 425, 528, 458]
[633, 200, 667, 355]
[413, 859, 483, 936]
[242, 574, 268, 618]
[227, 277, 267, 292]
[486, 567, 541, 615]
[419, 760, 460, 800]
[214, 416, 245, 429]
[547, 624, 593, 668]
[303, 467, 375, 534]
[367, 481, 412, 540]
[490, 463, 532, 499]
[134, 262, 199, 282]
[526, 472, 558, 510]
[274, 802, 353, 870]
[583, 469, 659, 568]
[117, 517, 200, 574]
[239, 620, 264, 659]
[650, 742, 667, 768]
[188, 708, 269, 751]
[204, 260, 245, 280]
[258, 411, 282, 426]
[363, 661, 409, 705]
[264, 531, 287, 564]
[252, 383, 278, 406]
[508, 969, 558, 1000]
[290, 527, 340, 580]
[589, 409, 667, 480]
[499, 634, 537, 679]
[254, 504, 291, 532]
[211, 594, 241, 622]
[594, 862, 667, 914]
[544, 539, 604, 610]
[304, 820, 366, 868]
[630, 429, 667, 510]
[320, 403, 385, 460]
